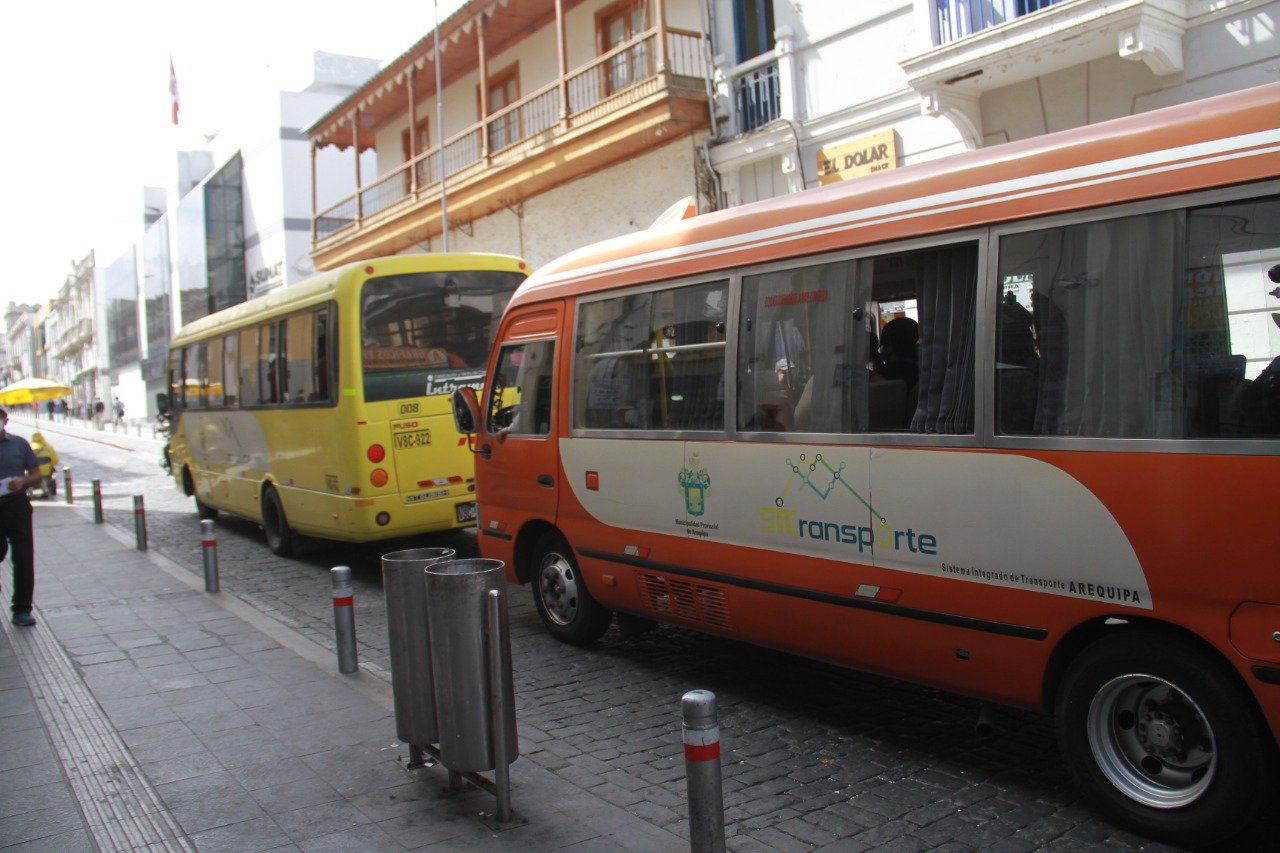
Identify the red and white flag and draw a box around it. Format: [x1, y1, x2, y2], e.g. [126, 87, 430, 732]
[169, 55, 180, 126]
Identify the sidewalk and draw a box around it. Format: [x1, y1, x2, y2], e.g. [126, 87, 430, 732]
[1, 501, 685, 851]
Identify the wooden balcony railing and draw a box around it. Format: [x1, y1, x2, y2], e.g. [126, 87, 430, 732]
[314, 27, 707, 243]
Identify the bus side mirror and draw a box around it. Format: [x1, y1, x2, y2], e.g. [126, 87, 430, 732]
[452, 387, 480, 436]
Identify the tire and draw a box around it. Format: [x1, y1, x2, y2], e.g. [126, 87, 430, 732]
[530, 531, 612, 645]
[260, 486, 295, 557]
[1055, 631, 1271, 846]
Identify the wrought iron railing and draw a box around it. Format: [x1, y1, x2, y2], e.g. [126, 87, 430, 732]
[314, 27, 707, 244]
[935, 0, 1063, 43]
[733, 61, 781, 134]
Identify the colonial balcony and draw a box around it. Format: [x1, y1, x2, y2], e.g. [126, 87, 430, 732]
[308, 8, 710, 270]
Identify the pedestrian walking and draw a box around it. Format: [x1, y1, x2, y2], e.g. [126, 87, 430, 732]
[0, 408, 43, 627]
[93, 397, 105, 427]
[114, 399, 125, 425]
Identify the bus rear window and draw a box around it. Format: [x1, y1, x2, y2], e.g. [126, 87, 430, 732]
[360, 270, 522, 402]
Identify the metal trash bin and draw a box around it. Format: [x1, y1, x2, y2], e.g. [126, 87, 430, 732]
[424, 558, 518, 773]
[382, 547, 455, 747]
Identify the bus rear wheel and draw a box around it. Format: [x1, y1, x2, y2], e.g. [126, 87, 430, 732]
[531, 531, 612, 645]
[1055, 631, 1271, 846]
[261, 486, 295, 557]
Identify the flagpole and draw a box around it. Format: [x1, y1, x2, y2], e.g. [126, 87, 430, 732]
[434, 0, 449, 252]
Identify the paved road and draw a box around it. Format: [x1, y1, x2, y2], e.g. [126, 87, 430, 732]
[19, 415, 1273, 851]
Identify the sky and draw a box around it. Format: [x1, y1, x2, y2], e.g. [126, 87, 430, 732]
[0, 0, 466, 310]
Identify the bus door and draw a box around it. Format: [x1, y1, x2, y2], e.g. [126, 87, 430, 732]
[475, 306, 562, 537]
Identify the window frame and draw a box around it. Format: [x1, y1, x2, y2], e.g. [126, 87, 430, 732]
[984, 177, 1280, 455]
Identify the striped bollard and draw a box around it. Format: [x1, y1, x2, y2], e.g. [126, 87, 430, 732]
[91, 479, 103, 524]
[133, 495, 148, 551]
[331, 566, 358, 674]
[682, 690, 725, 853]
[63, 466, 73, 504]
[201, 519, 219, 593]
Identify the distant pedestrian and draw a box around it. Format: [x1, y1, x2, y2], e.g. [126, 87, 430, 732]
[45, 400, 55, 418]
[114, 399, 125, 424]
[0, 408, 43, 627]
[93, 397, 105, 427]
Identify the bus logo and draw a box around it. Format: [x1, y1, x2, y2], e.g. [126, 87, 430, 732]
[678, 452, 712, 517]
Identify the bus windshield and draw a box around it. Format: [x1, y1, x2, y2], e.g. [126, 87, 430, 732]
[361, 270, 522, 401]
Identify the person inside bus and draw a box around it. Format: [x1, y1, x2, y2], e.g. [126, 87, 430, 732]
[874, 317, 919, 390]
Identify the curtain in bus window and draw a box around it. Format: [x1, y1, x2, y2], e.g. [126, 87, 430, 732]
[361, 271, 519, 402]
[739, 261, 859, 433]
[258, 323, 280, 405]
[999, 212, 1178, 437]
[576, 293, 653, 428]
[314, 309, 332, 404]
[283, 313, 315, 404]
[911, 246, 977, 434]
[206, 337, 223, 410]
[222, 334, 239, 407]
[238, 328, 259, 407]
[183, 344, 204, 409]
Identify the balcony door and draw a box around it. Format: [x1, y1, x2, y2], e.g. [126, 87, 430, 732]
[401, 119, 430, 191]
[598, 0, 649, 95]
[487, 64, 521, 152]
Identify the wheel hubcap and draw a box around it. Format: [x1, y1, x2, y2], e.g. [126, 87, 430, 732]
[537, 552, 578, 627]
[1087, 673, 1215, 808]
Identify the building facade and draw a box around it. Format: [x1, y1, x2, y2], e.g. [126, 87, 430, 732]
[706, 0, 1280, 205]
[62, 53, 379, 421]
[306, 0, 713, 270]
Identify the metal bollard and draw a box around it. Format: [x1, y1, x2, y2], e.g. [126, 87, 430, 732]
[488, 588, 513, 822]
[63, 466, 73, 504]
[91, 479, 103, 523]
[201, 519, 219, 593]
[682, 690, 726, 853]
[331, 566, 358, 674]
[133, 496, 148, 550]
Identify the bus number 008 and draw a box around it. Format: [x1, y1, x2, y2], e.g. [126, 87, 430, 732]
[399, 402, 420, 414]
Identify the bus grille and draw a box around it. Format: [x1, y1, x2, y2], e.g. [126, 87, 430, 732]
[638, 574, 730, 630]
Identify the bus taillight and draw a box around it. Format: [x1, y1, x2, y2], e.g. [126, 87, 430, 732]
[367, 444, 386, 462]
[370, 468, 389, 488]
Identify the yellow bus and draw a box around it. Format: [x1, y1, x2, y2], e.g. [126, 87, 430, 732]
[165, 253, 528, 554]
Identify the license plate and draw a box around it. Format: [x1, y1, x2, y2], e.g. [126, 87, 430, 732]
[456, 501, 478, 522]
[393, 429, 432, 450]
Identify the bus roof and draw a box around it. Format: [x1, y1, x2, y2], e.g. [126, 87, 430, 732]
[513, 81, 1280, 307]
[170, 252, 527, 347]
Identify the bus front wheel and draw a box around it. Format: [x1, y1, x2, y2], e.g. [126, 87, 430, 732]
[1055, 631, 1271, 846]
[531, 531, 612, 646]
[261, 486, 295, 557]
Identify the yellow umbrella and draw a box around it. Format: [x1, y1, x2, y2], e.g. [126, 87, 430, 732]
[0, 377, 73, 423]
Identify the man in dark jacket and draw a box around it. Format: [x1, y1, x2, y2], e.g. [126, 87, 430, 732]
[0, 408, 43, 627]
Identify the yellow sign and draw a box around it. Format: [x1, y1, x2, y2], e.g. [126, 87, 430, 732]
[817, 130, 898, 185]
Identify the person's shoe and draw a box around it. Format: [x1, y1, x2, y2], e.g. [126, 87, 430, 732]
[12, 612, 36, 627]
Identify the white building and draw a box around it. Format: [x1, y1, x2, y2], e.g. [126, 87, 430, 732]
[706, 0, 1280, 205]
[92, 53, 380, 420]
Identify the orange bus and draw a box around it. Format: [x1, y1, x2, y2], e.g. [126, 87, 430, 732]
[452, 83, 1280, 844]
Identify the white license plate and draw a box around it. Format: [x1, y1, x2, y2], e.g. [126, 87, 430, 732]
[456, 501, 478, 522]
